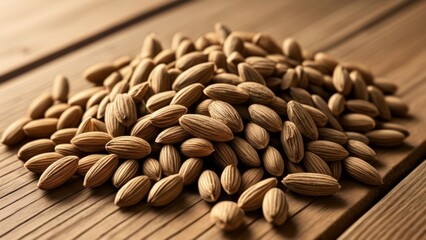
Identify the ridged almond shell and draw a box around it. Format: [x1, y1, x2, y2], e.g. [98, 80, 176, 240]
[287, 101, 318, 140]
[150, 105, 188, 128]
[155, 126, 190, 144]
[38, 156, 79, 190]
[198, 170, 221, 202]
[262, 188, 289, 226]
[343, 156, 383, 185]
[306, 140, 349, 162]
[220, 165, 242, 195]
[281, 121, 304, 163]
[179, 114, 234, 142]
[1, 117, 31, 145]
[229, 137, 261, 167]
[159, 145, 181, 176]
[178, 158, 203, 185]
[237, 177, 277, 211]
[283, 173, 340, 196]
[263, 146, 284, 177]
[147, 174, 184, 207]
[143, 158, 162, 181]
[106, 136, 151, 159]
[180, 138, 214, 157]
[244, 122, 270, 150]
[248, 104, 282, 132]
[50, 128, 77, 145]
[203, 83, 249, 104]
[84, 154, 119, 188]
[303, 151, 332, 176]
[25, 152, 64, 174]
[115, 175, 151, 207]
[112, 159, 139, 188]
[71, 131, 112, 153]
[23, 118, 58, 138]
[208, 100, 244, 132]
[18, 139, 55, 161]
[210, 201, 245, 231]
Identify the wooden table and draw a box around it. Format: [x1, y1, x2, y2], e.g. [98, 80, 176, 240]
[0, 0, 425, 239]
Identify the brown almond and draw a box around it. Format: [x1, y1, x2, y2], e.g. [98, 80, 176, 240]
[267, 97, 288, 116]
[346, 139, 376, 162]
[287, 100, 318, 140]
[302, 104, 328, 127]
[52, 75, 69, 102]
[248, 104, 282, 132]
[263, 146, 284, 177]
[109, 81, 129, 102]
[128, 82, 149, 102]
[286, 161, 305, 174]
[245, 56, 275, 77]
[172, 62, 215, 91]
[113, 94, 137, 127]
[57, 106, 83, 129]
[23, 118, 58, 138]
[223, 34, 244, 57]
[150, 105, 188, 128]
[230, 137, 261, 167]
[28, 92, 53, 119]
[244, 122, 270, 150]
[208, 100, 244, 132]
[176, 52, 207, 70]
[239, 168, 264, 194]
[148, 174, 184, 207]
[262, 188, 289, 226]
[115, 176, 151, 207]
[179, 158, 203, 185]
[180, 138, 214, 157]
[312, 95, 344, 131]
[364, 129, 405, 147]
[281, 121, 304, 163]
[170, 83, 204, 108]
[212, 142, 238, 169]
[220, 165, 242, 195]
[50, 128, 77, 145]
[289, 87, 314, 106]
[106, 136, 151, 159]
[318, 128, 348, 145]
[44, 103, 70, 118]
[238, 177, 277, 211]
[343, 156, 383, 185]
[86, 89, 108, 109]
[179, 114, 234, 142]
[143, 158, 162, 181]
[155, 126, 190, 144]
[367, 85, 392, 120]
[38, 156, 79, 190]
[238, 82, 275, 104]
[159, 145, 181, 176]
[141, 33, 162, 58]
[55, 143, 83, 156]
[97, 95, 110, 119]
[210, 201, 245, 231]
[68, 87, 104, 107]
[76, 117, 107, 135]
[282, 38, 303, 61]
[112, 159, 139, 188]
[333, 65, 352, 95]
[18, 139, 55, 161]
[204, 83, 249, 104]
[283, 173, 340, 196]
[212, 72, 242, 85]
[349, 71, 369, 100]
[71, 131, 112, 153]
[130, 116, 159, 142]
[103, 72, 122, 92]
[329, 161, 342, 180]
[149, 64, 172, 94]
[198, 170, 221, 202]
[306, 140, 349, 161]
[83, 62, 115, 84]
[340, 113, 376, 132]
[1, 117, 31, 145]
[84, 154, 119, 188]
[346, 131, 370, 144]
[328, 93, 346, 116]
[146, 90, 176, 113]
[25, 152, 64, 173]
[77, 154, 106, 176]
[238, 62, 266, 85]
[105, 104, 126, 137]
[303, 151, 332, 176]
[385, 96, 409, 117]
[377, 122, 409, 137]
[346, 99, 379, 117]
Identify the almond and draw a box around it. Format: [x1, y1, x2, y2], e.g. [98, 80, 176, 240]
[23, 118, 58, 138]
[364, 129, 405, 147]
[262, 188, 289, 226]
[143, 158, 162, 181]
[84, 154, 119, 188]
[244, 122, 270, 150]
[170, 83, 204, 108]
[115, 175, 151, 207]
[198, 170, 221, 202]
[238, 177, 277, 211]
[230, 137, 261, 167]
[71, 131, 112, 153]
[220, 165, 241, 195]
[210, 201, 245, 231]
[208, 100, 244, 132]
[179, 158, 203, 185]
[281, 121, 304, 163]
[318, 127, 348, 145]
[106, 136, 151, 159]
[346, 139, 376, 162]
[38, 156, 79, 190]
[1, 117, 31, 145]
[50, 128, 77, 145]
[148, 174, 184, 207]
[248, 104, 282, 132]
[211, 142, 238, 169]
[172, 62, 215, 91]
[112, 159, 139, 188]
[340, 113, 376, 132]
[303, 151, 332, 176]
[18, 139, 55, 161]
[343, 156, 383, 185]
[283, 173, 340, 196]
[179, 114, 234, 142]
[25, 152, 64, 173]
[180, 138, 214, 157]
[287, 100, 318, 140]
[306, 140, 349, 161]
[27, 92, 53, 119]
[77, 154, 106, 176]
[204, 83, 249, 104]
[159, 145, 181, 176]
[150, 105, 188, 128]
[238, 82, 275, 104]
[263, 146, 284, 177]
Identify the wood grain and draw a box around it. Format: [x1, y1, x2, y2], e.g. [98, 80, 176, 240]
[338, 161, 426, 240]
[0, 0, 183, 81]
[0, 0, 424, 239]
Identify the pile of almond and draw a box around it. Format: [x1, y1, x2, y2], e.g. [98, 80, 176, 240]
[1, 23, 409, 231]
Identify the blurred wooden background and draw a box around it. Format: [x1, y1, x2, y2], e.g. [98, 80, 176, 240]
[0, 0, 425, 239]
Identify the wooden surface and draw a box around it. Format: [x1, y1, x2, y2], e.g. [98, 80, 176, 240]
[0, 0, 425, 239]
[339, 160, 426, 240]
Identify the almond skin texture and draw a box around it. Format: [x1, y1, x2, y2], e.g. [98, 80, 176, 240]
[23, 118, 58, 138]
[364, 129, 405, 147]
[179, 114, 234, 142]
[220, 165, 242, 195]
[25, 152, 64, 174]
[71, 131, 112, 153]
[306, 140, 349, 161]
[239, 168, 264, 194]
[115, 176, 151, 207]
[283, 173, 341, 196]
[1, 117, 31, 145]
[248, 104, 282, 132]
[18, 139, 55, 161]
[229, 137, 261, 167]
[287, 101, 318, 140]
[112, 159, 139, 188]
[84, 154, 119, 188]
[198, 170, 221, 202]
[203, 83, 249, 104]
[244, 123, 270, 150]
[208, 100, 244, 132]
[148, 174, 184, 207]
[105, 136, 151, 159]
[238, 177, 277, 211]
[159, 145, 181, 176]
[210, 201, 245, 231]
[343, 156, 383, 185]
[263, 146, 284, 177]
[38, 156, 79, 190]
[77, 154, 106, 176]
[143, 158, 162, 181]
[262, 188, 289, 226]
[150, 105, 188, 128]
[212, 142, 238, 169]
[180, 138, 214, 157]
[281, 121, 304, 163]
[179, 158, 203, 185]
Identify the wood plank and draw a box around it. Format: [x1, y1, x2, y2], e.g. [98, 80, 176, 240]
[0, 0, 419, 239]
[0, 0, 182, 81]
[339, 161, 426, 240]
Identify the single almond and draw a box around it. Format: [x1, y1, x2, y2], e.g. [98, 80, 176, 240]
[346, 139, 376, 162]
[172, 62, 215, 91]
[170, 83, 204, 108]
[83, 105, 99, 120]
[57, 106, 83, 129]
[128, 82, 149, 102]
[244, 122, 270, 150]
[71, 131, 112, 153]
[302, 104, 328, 127]
[367, 85, 392, 120]
[146, 90, 176, 113]
[312, 95, 344, 131]
[55, 143, 83, 156]
[212, 72, 242, 85]
[76, 154, 106, 175]
[179, 114, 234, 142]
[97, 95, 110, 119]
[179, 158, 203, 185]
[25, 152, 64, 173]
[303, 151, 332, 176]
[287, 100, 318, 140]
[83, 62, 115, 84]
[340, 113, 376, 132]
[208, 100, 244, 132]
[150, 105, 188, 128]
[153, 49, 175, 65]
[52, 75, 69, 102]
[112, 159, 139, 188]
[245, 56, 276, 77]
[105, 103, 126, 137]
[283, 173, 340, 196]
[281, 121, 304, 163]
[1, 117, 31, 145]
[109, 81, 130, 102]
[180, 138, 214, 157]
[204, 83, 249, 104]
[198, 170, 221, 202]
[44, 103, 70, 118]
[306, 140, 349, 161]
[230, 137, 261, 167]
[364, 129, 405, 147]
[262, 188, 289, 226]
[329, 161, 342, 180]
[104, 72, 122, 92]
[385, 96, 409, 117]
[18, 139, 55, 161]
[289, 87, 314, 106]
[28, 92, 53, 119]
[211, 142, 238, 169]
[333, 65, 352, 95]
[148, 174, 184, 206]
[68, 87, 104, 107]
[328, 93, 346, 116]
[176, 52, 208, 70]
[50, 128, 77, 145]
[377, 122, 409, 137]
[23, 118, 58, 138]
[239, 168, 264, 194]
[113, 94, 137, 127]
[142, 158, 162, 181]
[238, 62, 266, 85]
[155, 126, 190, 144]
[84, 154, 119, 188]
[263, 146, 284, 177]
[221, 165, 242, 195]
[343, 156, 383, 185]
[238, 82, 275, 104]
[349, 71, 369, 100]
[130, 116, 160, 142]
[267, 97, 287, 116]
[286, 161, 305, 174]
[346, 131, 370, 145]
[38, 156, 79, 190]
[282, 38, 303, 61]
[345, 99, 379, 117]
[86, 89, 108, 109]
[159, 145, 181, 176]
[76, 117, 107, 135]
[238, 177, 277, 211]
[318, 127, 348, 145]
[149, 64, 172, 94]
[106, 136, 151, 159]
[115, 175, 151, 207]
[210, 201, 245, 231]
[248, 104, 282, 132]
